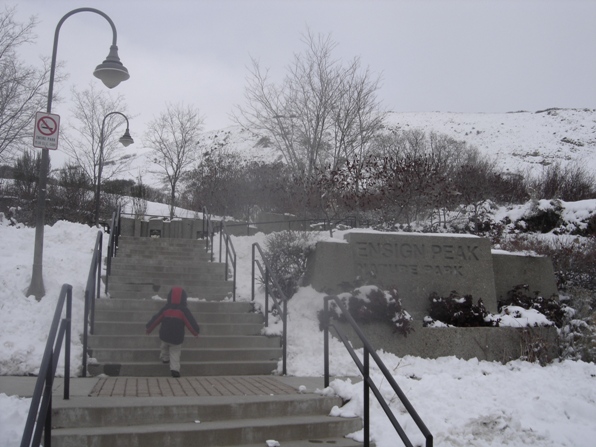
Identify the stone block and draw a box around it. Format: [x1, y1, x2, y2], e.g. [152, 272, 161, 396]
[307, 232, 498, 319]
[148, 218, 164, 238]
[120, 217, 134, 237]
[332, 320, 558, 363]
[492, 251, 558, 301]
[169, 219, 182, 238]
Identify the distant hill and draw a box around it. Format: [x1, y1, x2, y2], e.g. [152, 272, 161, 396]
[116, 108, 596, 187]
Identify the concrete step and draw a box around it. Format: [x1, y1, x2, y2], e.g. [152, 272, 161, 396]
[236, 439, 365, 447]
[52, 416, 362, 447]
[90, 347, 283, 363]
[94, 299, 253, 313]
[52, 411, 361, 447]
[108, 270, 228, 283]
[94, 310, 264, 324]
[118, 236, 208, 247]
[114, 252, 213, 262]
[52, 395, 345, 429]
[108, 281, 233, 291]
[117, 242, 208, 252]
[108, 263, 227, 276]
[108, 284, 233, 300]
[89, 335, 281, 350]
[88, 360, 280, 377]
[94, 321, 265, 336]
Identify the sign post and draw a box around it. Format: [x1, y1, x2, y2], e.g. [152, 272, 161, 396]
[33, 111, 60, 150]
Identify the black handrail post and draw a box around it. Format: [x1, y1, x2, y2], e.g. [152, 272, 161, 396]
[364, 348, 370, 447]
[82, 288, 90, 378]
[21, 284, 71, 447]
[282, 297, 287, 375]
[224, 237, 229, 281]
[324, 297, 330, 387]
[251, 244, 256, 301]
[43, 360, 52, 447]
[232, 250, 237, 301]
[219, 221, 223, 263]
[264, 269, 269, 326]
[251, 242, 289, 376]
[116, 206, 121, 250]
[96, 232, 102, 300]
[324, 295, 433, 447]
[64, 287, 71, 399]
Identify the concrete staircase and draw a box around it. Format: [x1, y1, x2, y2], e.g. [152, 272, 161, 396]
[51, 393, 364, 447]
[74, 235, 364, 446]
[88, 236, 281, 377]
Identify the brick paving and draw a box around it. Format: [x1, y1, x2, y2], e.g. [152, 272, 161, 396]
[89, 376, 299, 397]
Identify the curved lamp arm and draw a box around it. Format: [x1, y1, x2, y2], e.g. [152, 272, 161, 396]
[47, 8, 130, 113]
[95, 111, 134, 226]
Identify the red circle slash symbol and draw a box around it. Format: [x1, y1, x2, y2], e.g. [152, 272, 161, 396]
[37, 116, 57, 136]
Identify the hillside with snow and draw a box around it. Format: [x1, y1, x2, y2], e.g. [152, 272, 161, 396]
[385, 108, 596, 174]
[116, 108, 596, 188]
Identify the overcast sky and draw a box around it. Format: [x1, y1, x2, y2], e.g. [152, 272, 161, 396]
[10, 0, 596, 138]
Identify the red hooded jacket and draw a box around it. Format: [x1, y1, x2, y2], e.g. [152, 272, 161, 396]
[146, 287, 200, 345]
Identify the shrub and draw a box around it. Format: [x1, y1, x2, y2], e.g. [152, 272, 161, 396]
[533, 162, 596, 202]
[517, 200, 563, 233]
[498, 284, 565, 328]
[262, 230, 318, 298]
[425, 291, 497, 327]
[322, 286, 414, 337]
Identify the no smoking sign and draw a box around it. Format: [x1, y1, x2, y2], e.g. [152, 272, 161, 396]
[33, 111, 60, 150]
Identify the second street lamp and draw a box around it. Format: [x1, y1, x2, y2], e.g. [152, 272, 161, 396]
[94, 111, 134, 226]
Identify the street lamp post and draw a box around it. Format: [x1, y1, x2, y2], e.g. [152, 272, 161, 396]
[94, 112, 134, 226]
[27, 8, 130, 300]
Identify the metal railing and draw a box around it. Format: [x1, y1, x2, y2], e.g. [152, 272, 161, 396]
[105, 206, 121, 294]
[251, 242, 288, 375]
[323, 296, 433, 447]
[219, 220, 237, 301]
[81, 230, 103, 377]
[201, 208, 237, 298]
[222, 215, 360, 237]
[202, 206, 215, 261]
[20, 284, 73, 447]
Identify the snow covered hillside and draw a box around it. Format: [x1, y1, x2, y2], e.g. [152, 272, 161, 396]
[384, 108, 596, 174]
[115, 108, 596, 187]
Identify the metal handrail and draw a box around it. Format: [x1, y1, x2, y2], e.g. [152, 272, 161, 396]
[202, 206, 215, 261]
[251, 242, 288, 375]
[219, 220, 237, 301]
[222, 216, 359, 237]
[20, 284, 72, 447]
[323, 296, 433, 447]
[105, 206, 121, 294]
[82, 230, 103, 377]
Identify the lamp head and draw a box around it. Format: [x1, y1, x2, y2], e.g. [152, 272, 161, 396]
[119, 128, 134, 147]
[93, 45, 130, 89]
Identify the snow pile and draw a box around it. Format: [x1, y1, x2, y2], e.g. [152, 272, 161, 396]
[1, 217, 596, 446]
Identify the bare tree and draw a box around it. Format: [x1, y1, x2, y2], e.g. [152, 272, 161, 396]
[233, 30, 386, 177]
[145, 102, 203, 218]
[0, 7, 51, 162]
[62, 83, 132, 201]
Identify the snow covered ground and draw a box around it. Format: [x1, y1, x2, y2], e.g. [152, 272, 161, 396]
[1, 201, 595, 446]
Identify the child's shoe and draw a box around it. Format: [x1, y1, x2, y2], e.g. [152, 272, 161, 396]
[171, 370, 181, 378]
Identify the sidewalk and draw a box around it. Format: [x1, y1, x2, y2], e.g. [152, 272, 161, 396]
[0, 375, 332, 398]
[0, 376, 99, 398]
